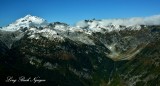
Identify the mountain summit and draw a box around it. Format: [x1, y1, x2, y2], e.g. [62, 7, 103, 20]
[1, 15, 48, 31]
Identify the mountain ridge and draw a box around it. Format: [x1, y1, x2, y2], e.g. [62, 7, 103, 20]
[1, 14, 160, 32]
[0, 15, 160, 86]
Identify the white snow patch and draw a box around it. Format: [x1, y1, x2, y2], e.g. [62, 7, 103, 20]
[76, 14, 160, 32]
[1, 15, 48, 31]
[28, 27, 64, 41]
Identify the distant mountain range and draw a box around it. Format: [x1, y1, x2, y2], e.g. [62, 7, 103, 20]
[0, 15, 160, 86]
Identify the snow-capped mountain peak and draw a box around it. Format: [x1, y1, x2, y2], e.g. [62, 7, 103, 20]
[1, 15, 48, 31]
[18, 14, 47, 25]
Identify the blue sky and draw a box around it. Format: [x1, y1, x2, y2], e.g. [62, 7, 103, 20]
[0, 0, 160, 27]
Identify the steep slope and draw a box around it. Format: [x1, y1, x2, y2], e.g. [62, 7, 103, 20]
[106, 26, 160, 86]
